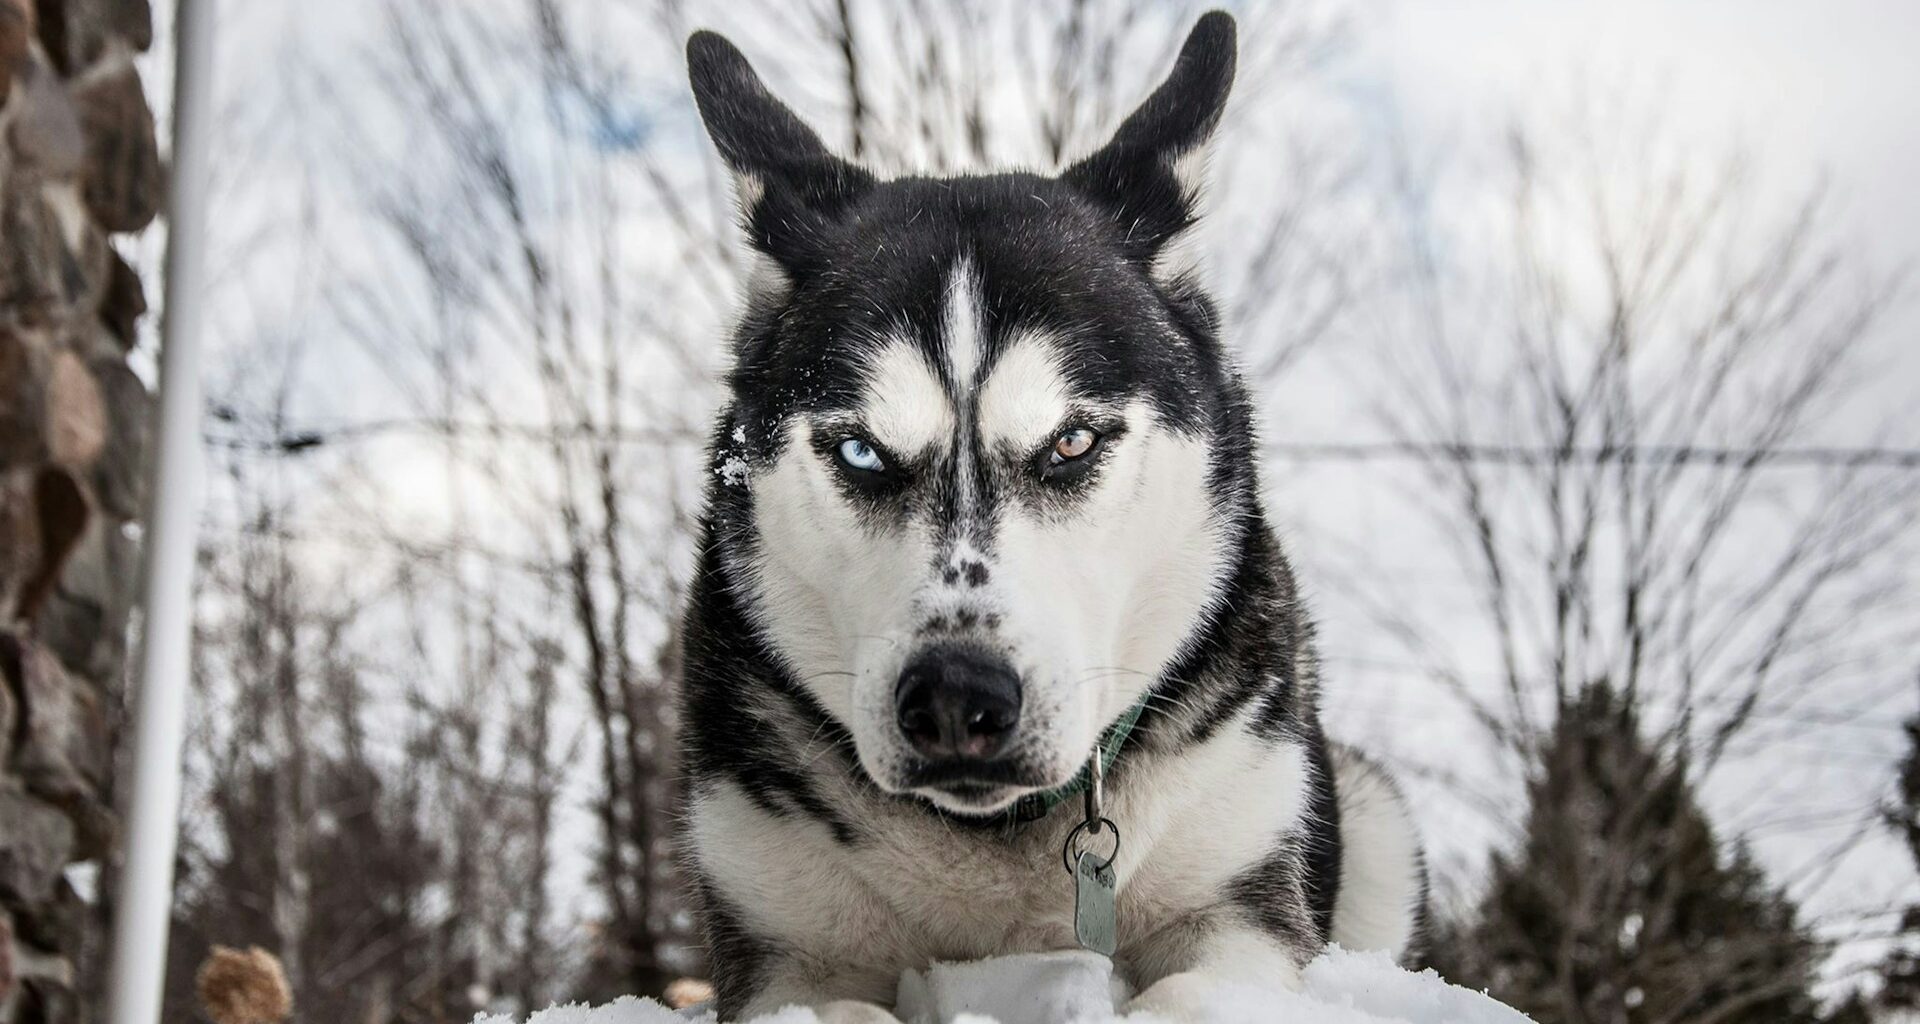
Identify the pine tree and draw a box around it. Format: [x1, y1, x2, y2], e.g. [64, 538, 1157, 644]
[1440, 681, 1833, 1024]
[1875, 690, 1920, 1015]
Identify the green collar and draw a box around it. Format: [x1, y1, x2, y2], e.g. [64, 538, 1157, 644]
[1012, 698, 1150, 823]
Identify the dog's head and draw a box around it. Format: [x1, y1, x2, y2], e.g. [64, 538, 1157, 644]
[691, 13, 1249, 817]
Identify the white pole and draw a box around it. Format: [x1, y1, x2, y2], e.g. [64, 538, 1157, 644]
[105, 0, 214, 1020]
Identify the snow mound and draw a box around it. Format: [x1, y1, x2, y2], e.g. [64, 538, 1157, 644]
[476, 948, 1531, 1024]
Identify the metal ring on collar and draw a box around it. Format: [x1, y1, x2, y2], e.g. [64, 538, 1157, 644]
[1061, 816, 1121, 875]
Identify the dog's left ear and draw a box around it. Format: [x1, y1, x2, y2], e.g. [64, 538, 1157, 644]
[688, 31, 874, 278]
[1062, 11, 1236, 282]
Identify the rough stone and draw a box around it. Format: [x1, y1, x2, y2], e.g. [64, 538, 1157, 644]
[0, 330, 47, 467]
[0, 634, 14, 762]
[9, 636, 109, 803]
[41, 512, 133, 682]
[37, 0, 153, 71]
[0, 0, 29, 106]
[31, 593, 98, 682]
[16, 974, 77, 1024]
[70, 61, 158, 232]
[41, 351, 102, 468]
[1, 628, 116, 861]
[0, 910, 13, 1007]
[16, 467, 87, 624]
[0, 179, 103, 327]
[0, 472, 36, 619]
[4, 879, 77, 957]
[96, 247, 141, 347]
[87, 353, 145, 517]
[49, 791, 111, 864]
[0, 783, 74, 908]
[2, 0, 154, 1011]
[5, 62, 84, 177]
[45, 514, 118, 621]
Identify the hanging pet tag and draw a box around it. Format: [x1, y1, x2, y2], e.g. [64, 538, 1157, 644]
[1063, 749, 1120, 955]
[1073, 847, 1117, 956]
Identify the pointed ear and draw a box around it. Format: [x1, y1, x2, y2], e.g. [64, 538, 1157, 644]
[1061, 11, 1236, 283]
[687, 31, 873, 276]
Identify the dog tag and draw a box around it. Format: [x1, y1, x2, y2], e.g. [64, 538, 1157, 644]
[1073, 850, 1117, 956]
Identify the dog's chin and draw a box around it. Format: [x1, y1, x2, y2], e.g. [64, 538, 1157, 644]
[890, 756, 1086, 819]
[914, 782, 1030, 818]
[864, 754, 1072, 818]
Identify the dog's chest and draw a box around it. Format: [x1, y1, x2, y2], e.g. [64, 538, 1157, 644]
[690, 784, 1080, 969]
[690, 730, 1311, 977]
[846, 819, 1081, 957]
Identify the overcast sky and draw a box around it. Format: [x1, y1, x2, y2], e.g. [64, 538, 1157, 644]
[1297, 0, 1920, 984]
[138, 0, 1920, 995]
[1350, 0, 1920, 407]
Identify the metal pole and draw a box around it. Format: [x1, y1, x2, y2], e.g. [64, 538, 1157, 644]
[105, 0, 214, 1020]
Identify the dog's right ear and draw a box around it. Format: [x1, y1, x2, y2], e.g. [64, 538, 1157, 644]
[687, 31, 873, 277]
[1061, 11, 1235, 286]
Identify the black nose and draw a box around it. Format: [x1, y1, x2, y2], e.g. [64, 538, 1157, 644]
[894, 645, 1022, 761]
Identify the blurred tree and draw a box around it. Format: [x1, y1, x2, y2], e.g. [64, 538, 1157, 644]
[1353, 91, 1920, 1007]
[1437, 681, 1835, 1024]
[1872, 686, 1920, 1015]
[162, 548, 452, 1023]
[1362, 103, 1917, 768]
[280, 0, 1364, 1006]
[168, 0, 1920, 1017]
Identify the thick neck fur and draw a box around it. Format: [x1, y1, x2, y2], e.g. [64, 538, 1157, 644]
[676, 458, 1342, 1017]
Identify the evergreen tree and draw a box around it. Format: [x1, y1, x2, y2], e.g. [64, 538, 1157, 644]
[1440, 681, 1833, 1024]
[1875, 691, 1920, 1015]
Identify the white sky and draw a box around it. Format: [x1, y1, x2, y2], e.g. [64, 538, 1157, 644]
[1350, 0, 1920, 409]
[134, 0, 1920, 998]
[1294, 0, 1920, 987]
[1369, 0, 1920, 227]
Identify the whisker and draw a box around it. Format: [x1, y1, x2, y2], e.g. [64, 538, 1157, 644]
[1077, 670, 1152, 685]
[1076, 665, 1154, 681]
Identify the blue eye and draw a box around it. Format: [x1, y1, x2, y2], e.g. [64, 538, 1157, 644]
[837, 438, 886, 473]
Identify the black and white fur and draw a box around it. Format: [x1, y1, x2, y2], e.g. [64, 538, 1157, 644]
[677, 13, 1426, 1022]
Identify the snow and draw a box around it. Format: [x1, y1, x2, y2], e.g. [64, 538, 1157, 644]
[474, 948, 1533, 1024]
[716, 454, 750, 487]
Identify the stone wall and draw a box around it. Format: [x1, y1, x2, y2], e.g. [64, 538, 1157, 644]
[0, 0, 158, 1020]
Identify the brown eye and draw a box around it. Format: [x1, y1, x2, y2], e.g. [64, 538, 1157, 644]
[1051, 427, 1098, 463]
[1037, 426, 1107, 484]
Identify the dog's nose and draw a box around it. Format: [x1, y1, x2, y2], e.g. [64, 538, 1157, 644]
[894, 645, 1022, 761]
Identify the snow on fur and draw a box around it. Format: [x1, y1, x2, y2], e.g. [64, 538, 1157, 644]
[474, 948, 1532, 1024]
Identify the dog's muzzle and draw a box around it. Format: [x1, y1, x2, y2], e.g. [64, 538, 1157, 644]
[894, 642, 1022, 765]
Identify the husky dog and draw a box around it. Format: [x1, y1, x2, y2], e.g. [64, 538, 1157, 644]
[677, 12, 1425, 1022]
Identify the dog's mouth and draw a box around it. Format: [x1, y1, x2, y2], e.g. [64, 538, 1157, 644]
[902, 758, 1062, 817]
[920, 780, 1024, 816]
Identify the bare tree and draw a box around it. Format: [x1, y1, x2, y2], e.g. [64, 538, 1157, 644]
[1352, 91, 1917, 748]
[1339, 88, 1920, 1001]
[174, 0, 1380, 1012]
[258, 0, 1371, 999]
[723, 0, 1363, 385]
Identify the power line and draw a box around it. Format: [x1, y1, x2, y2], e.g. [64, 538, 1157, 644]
[1265, 441, 1920, 469]
[1327, 654, 1915, 733]
[203, 417, 1920, 471]
[201, 413, 701, 454]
